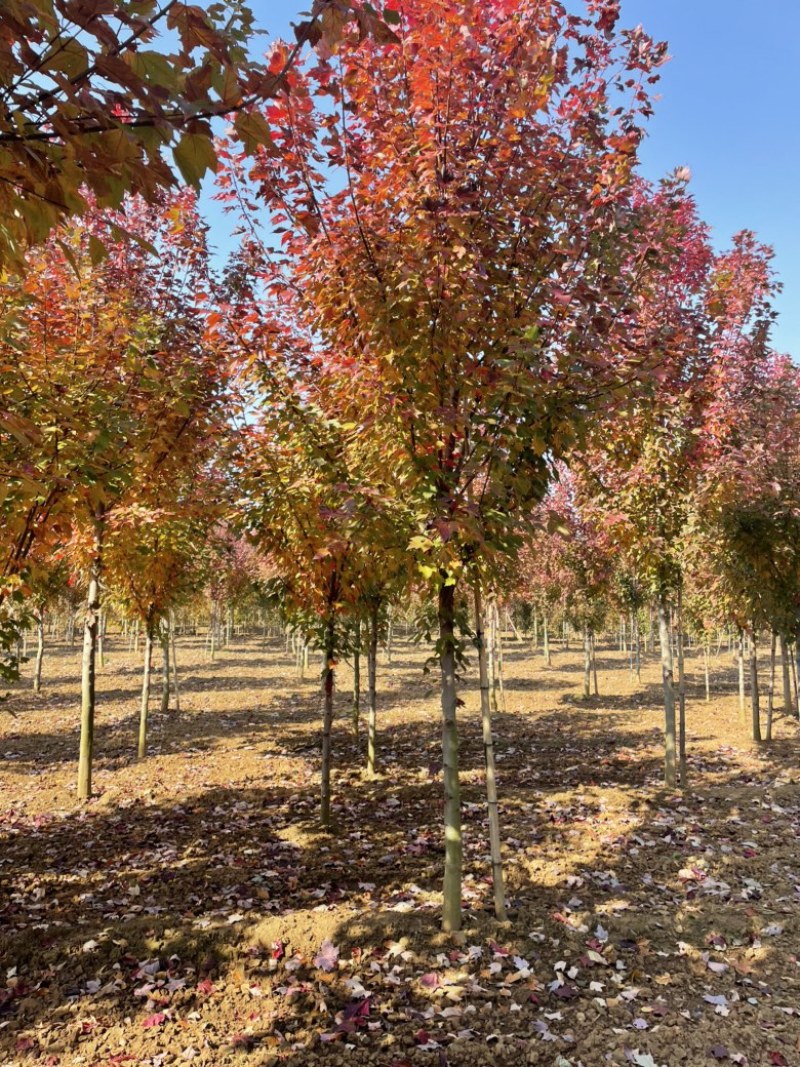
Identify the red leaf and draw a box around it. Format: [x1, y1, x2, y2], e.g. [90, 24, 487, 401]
[142, 1012, 167, 1029]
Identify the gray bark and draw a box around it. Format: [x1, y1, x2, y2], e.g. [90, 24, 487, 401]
[438, 582, 463, 932]
[657, 596, 677, 788]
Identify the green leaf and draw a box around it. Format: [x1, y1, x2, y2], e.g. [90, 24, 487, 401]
[173, 133, 217, 188]
[88, 234, 107, 266]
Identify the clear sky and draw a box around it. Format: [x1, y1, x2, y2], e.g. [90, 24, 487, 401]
[206, 1, 799, 354]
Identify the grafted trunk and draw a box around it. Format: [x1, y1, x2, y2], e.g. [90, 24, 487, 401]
[438, 581, 462, 933]
[366, 602, 379, 777]
[137, 620, 154, 760]
[320, 615, 335, 828]
[77, 516, 103, 800]
[657, 596, 676, 788]
[473, 585, 506, 921]
[750, 627, 761, 742]
[32, 607, 44, 693]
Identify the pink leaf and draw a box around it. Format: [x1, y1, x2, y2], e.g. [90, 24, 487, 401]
[313, 939, 339, 972]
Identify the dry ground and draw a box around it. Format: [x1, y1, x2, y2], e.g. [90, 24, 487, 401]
[1, 630, 800, 1067]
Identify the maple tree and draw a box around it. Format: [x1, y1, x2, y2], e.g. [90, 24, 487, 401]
[218, 0, 670, 931]
[0, 0, 399, 268]
[571, 182, 716, 785]
[0, 189, 225, 791]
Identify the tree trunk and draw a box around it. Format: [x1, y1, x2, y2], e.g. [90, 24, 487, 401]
[750, 627, 761, 742]
[657, 595, 677, 788]
[97, 610, 105, 668]
[77, 519, 102, 800]
[438, 581, 463, 933]
[32, 607, 44, 693]
[543, 614, 551, 666]
[320, 615, 335, 828]
[704, 643, 710, 702]
[766, 632, 776, 743]
[138, 621, 154, 760]
[352, 619, 361, 738]
[488, 606, 499, 713]
[780, 635, 793, 716]
[170, 611, 181, 712]
[583, 626, 591, 698]
[591, 632, 599, 696]
[385, 608, 393, 665]
[634, 612, 641, 680]
[366, 603, 379, 776]
[676, 589, 687, 787]
[209, 604, 217, 661]
[493, 602, 506, 712]
[473, 586, 506, 921]
[160, 624, 170, 713]
[738, 628, 746, 720]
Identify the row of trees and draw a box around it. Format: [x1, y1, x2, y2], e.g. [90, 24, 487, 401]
[2, 1, 796, 934]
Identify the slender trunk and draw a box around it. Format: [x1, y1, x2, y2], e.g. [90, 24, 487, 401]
[792, 637, 800, 719]
[438, 581, 462, 933]
[591, 632, 599, 696]
[320, 615, 335, 828]
[97, 610, 105, 668]
[77, 517, 102, 800]
[488, 606, 499, 713]
[160, 624, 170, 714]
[750, 627, 761, 742]
[737, 629, 746, 719]
[628, 611, 634, 674]
[677, 588, 687, 787]
[766, 632, 776, 743]
[385, 608, 393, 665]
[366, 603, 379, 776]
[473, 586, 507, 921]
[170, 611, 181, 712]
[543, 615, 551, 666]
[780, 635, 793, 716]
[533, 614, 538, 650]
[635, 612, 641, 681]
[209, 604, 217, 661]
[704, 643, 710, 702]
[138, 621, 154, 760]
[33, 607, 44, 693]
[583, 626, 591, 698]
[657, 595, 677, 788]
[352, 620, 361, 738]
[494, 602, 506, 713]
[564, 620, 570, 651]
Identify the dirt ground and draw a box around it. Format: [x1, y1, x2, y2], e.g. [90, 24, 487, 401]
[2, 630, 800, 1067]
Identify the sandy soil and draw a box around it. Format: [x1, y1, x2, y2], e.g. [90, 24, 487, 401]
[1, 630, 799, 1067]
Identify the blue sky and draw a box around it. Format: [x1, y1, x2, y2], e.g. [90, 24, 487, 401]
[205, 1, 799, 354]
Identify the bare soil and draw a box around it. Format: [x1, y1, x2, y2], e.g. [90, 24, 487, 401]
[2, 632, 799, 1067]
